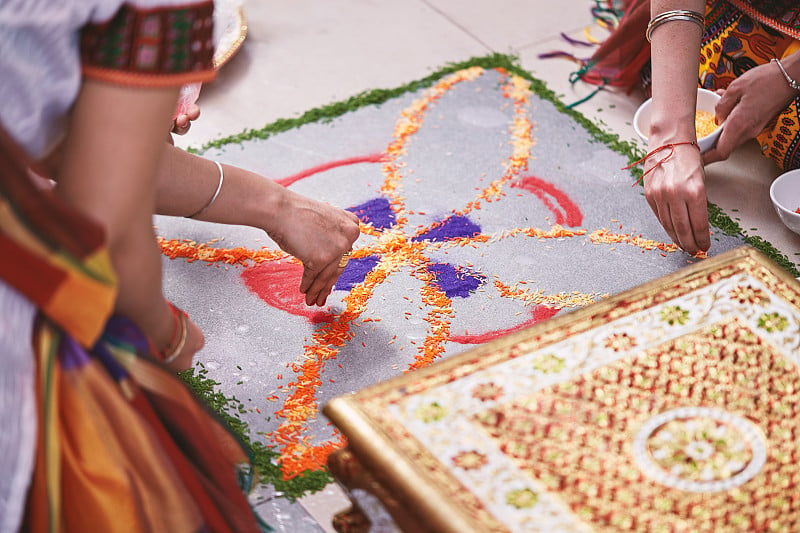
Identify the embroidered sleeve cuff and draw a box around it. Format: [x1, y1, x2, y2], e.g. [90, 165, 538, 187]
[80, 1, 217, 87]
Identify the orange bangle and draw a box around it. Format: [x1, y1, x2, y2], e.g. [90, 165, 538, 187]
[159, 302, 188, 364]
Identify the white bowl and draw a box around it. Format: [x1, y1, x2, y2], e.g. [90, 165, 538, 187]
[770, 169, 800, 235]
[633, 88, 724, 153]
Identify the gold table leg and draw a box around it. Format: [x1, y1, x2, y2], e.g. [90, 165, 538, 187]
[328, 448, 431, 533]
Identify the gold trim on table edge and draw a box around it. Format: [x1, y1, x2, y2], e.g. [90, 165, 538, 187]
[323, 245, 800, 532]
[325, 399, 499, 533]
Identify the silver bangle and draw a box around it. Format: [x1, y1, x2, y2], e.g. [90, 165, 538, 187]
[646, 10, 705, 42]
[771, 57, 800, 92]
[188, 160, 224, 218]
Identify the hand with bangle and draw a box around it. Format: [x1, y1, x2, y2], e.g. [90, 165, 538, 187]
[155, 145, 362, 308]
[703, 51, 800, 165]
[155, 301, 205, 370]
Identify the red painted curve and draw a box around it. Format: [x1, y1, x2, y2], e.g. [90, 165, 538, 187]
[448, 176, 579, 344]
[448, 305, 560, 344]
[274, 153, 387, 187]
[241, 260, 334, 324]
[511, 175, 583, 227]
[244, 153, 386, 321]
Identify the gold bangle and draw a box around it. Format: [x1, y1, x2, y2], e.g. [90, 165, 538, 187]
[646, 10, 705, 42]
[188, 160, 224, 218]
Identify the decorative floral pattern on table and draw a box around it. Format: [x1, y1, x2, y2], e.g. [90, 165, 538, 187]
[452, 450, 488, 471]
[471, 382, 504, 402]
[469, 325, 788, 531]
[632, 407, 766, 492]
[338, 252, 800, 531]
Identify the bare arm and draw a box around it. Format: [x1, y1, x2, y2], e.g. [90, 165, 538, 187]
[645, 0, 709, 253]
[36, 133, 361, 308]
[55, 79, 202, 369]
[155, 144, 361, 306]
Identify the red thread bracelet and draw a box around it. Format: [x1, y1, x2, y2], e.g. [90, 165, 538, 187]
[623, 141, 700, 185]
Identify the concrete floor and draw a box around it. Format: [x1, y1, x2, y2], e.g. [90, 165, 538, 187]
[175, 1, 800, 530]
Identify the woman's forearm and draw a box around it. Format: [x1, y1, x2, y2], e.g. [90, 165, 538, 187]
[110, 212, 174, 349]
[55, 79, 179, 351]
[648, 0, 706, 145]
[155, 143, 282, 230]
[641, 1, 711, 255]
[155, 143, 361, 307]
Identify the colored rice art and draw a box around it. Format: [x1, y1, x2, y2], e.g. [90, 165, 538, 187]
[159, 66, 710, 480]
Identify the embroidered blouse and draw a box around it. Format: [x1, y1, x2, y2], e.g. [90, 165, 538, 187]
[0, 0, 216, 160]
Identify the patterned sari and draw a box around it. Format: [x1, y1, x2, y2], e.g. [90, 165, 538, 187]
[701, 2, 800, 169]
[578, 0, 800, 170]
[0, 2, 265, 531]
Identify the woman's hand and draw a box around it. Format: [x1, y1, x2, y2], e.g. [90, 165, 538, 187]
[269, 190, 361, 307]
[170, 83, 202, 138]
[703, 60, 798, 164]
[643, 142, 710, 254]
[153, 147, 361, 306]
[171, 103, 200, 136]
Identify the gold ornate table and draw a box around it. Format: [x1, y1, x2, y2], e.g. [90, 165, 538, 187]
[324, 246, 800, 532]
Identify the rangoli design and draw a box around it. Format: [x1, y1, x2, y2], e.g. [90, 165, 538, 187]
[158, 66, 747, 482]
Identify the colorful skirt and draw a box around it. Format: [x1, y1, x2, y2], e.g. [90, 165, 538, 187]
[22, 313, 267, 533]
[0, 116, 266, 532]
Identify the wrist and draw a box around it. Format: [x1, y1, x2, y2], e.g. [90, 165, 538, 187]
[771, 57, 800, 93]
[624, 140, 700, 185]
[151, 300, 177, 354]
[227, 165, 285, 234]
[254, 180, 294, 237]
[779, 51, 800, 81]
[649, 114, 697, 146]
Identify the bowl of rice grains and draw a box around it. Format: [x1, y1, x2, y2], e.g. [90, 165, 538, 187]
[633, 88, 723, 153]
[770, 168, 800, 236]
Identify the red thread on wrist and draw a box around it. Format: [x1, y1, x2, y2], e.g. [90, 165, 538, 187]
[623, 141, 699, 185]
